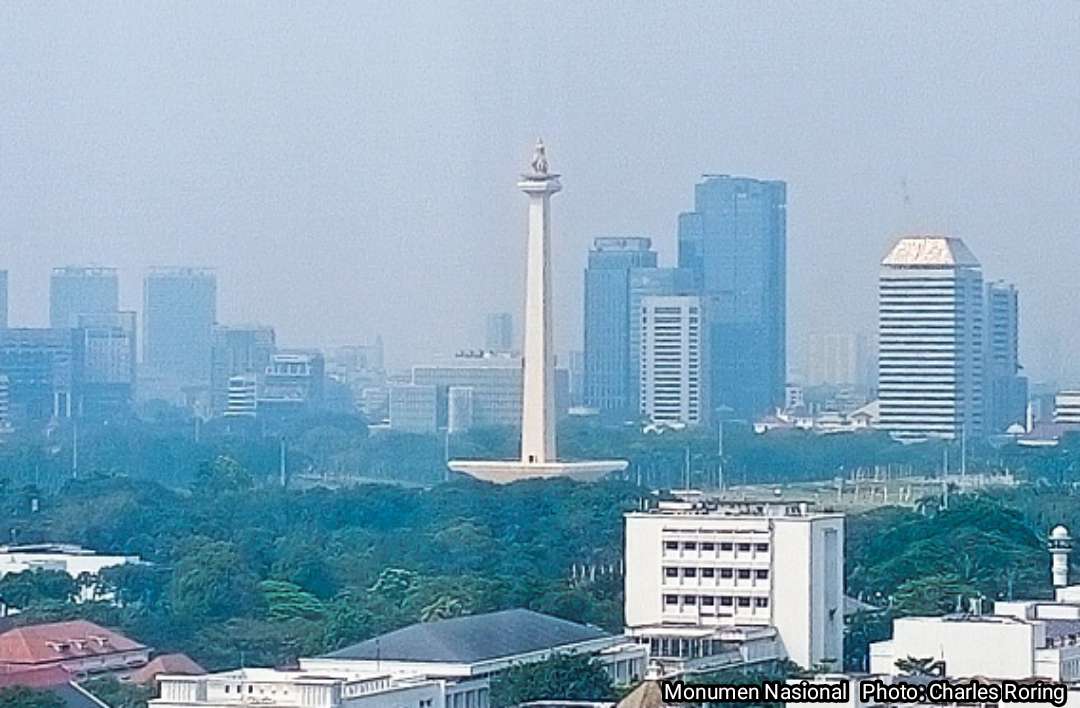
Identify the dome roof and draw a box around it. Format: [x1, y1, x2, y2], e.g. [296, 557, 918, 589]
[1051, 525, 1071, 540]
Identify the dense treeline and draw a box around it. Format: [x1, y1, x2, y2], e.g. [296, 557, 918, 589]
[8, 402, 1080, 494]
[0, 468, 638, 670]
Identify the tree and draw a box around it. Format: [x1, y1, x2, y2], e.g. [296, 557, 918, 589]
[194, 456, 254, 495]
[0, 569, 78, 609]
[892, 574, 979, 616]
[170, 541, 261, 621]
[82, 677, 154, 708]
[0, 687, 64, 708]
[489, 654, 613, 708]
[260, 580, 325, 621]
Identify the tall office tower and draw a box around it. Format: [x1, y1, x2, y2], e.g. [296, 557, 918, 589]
[143, 268, 217, 392]
[639, 295, 707, 426]
[878, 236, 984, 440]
[484, 312, 514, 352]
[210, 325, 276, 415]
[49, 266, 120, 328]
[77, 311, 137, 419]
[984, 281, 1028, 434]
[0, 270, 7, 329]
[677, 176, 786, 419]
[583, 237, 657, 415]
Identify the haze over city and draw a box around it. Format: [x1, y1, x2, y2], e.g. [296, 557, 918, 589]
[2, 1, 1079, 381]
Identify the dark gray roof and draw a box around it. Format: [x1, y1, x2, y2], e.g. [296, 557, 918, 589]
[322, 609, 610, 664]
[1043, 618, 1080, 642]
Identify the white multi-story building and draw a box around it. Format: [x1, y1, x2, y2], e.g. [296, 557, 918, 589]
[152, 610, 645, 708]
[0, 374, 10, 433]
[1055, 391, 1080, 425]
[224, 374, 257, 418]
[624, 498, 844, 674]
[639, 295, 706, 426]
[878, 235, 984, 440]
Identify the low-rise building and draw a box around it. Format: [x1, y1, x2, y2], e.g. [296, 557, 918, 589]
[624, 496, 844, 675]
[0, 544, 140, 602]
[152, 610, 644, 708]
[0, 620, 150, 679]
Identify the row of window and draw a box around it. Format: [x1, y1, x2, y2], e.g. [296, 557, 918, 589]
[664, 594, 769, 608]
[664, 540, 769, 552]
[664, 567, 769, 580]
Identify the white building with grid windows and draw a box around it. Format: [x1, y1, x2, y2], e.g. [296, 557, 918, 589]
[878, 235, 984, 440]
[639, 295, 706, 426]
[624, 498, 844, 675]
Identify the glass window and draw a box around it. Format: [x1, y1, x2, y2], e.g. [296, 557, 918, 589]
[683, 542, 697, 550]
[684, 595, 697, 605]
[701, 596, 715, 606]
[737, 597, 751, 607]
[665, 567, 678, 577]
[702, 568, 715, 578]
[664, 541, 678, 550]
[720, 542, 733, 551]
[755, 597, 769, 608]
[684, 568, 697, 577]
[664, 594, 678, 605]
[701, 542, 715, 551]
[738, 569, 751, 579]
[755, 543, 769, 552]
[737, 543, 751, 551]
[755, 569, 769, 579]
[719, 596, 733, 606]
[720, 568, 733, 578]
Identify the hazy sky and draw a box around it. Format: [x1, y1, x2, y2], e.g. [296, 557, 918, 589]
[2, 2, 1078, 382]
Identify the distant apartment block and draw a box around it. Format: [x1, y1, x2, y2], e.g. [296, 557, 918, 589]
[388, 384, 438, 434]
[639, 295, 707, 426]
[805, 332, 872, 388]
[984, 281, 1028, 434]
[142, 267, 217, 398]
[258, 351, 325, 418]
[49, 266, 119, 329]
[210, 325, 276, 415]
[0, 328, 80, 422]
[484, 313, 514, 352]
[77, 311, 137, 419]
[1055, 391, 1080, 425]
[224, 374, 258, 418]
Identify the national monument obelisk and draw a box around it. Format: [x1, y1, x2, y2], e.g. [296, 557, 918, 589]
[449, 141, 627, 484]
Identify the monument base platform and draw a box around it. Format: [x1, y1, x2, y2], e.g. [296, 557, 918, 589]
[447, 459, 628, 485]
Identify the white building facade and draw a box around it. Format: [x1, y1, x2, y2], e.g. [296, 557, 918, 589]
[1055, 391, 1080, 425]
[624, 498, 844, 674]
[878, 236, 984, 440]
[639, 295, 706, 426]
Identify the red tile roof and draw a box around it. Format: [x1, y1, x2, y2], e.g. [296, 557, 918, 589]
[0, 621, 146, 667]
[129, 654, 205, 684]
[0, 665, 73, 688]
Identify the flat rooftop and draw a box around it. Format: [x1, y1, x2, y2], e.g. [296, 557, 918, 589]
[628, 497, 840, 519]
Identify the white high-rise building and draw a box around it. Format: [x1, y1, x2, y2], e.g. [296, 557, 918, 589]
[639, 295, 706, 425]
[624, 498, 844, 675]
[224, 374, 258, 418]
[878, 236, 984, 440]
[1055, 391, 1080, 425]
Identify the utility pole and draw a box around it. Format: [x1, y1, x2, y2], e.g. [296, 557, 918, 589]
[71, 420, 78, 479]
[279, 436, 287, 489]
[960, 424, 967, 481]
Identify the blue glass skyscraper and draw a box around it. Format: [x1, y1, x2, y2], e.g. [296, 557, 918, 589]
[678, 175, 786, 419]
[583, 237, 657, 416]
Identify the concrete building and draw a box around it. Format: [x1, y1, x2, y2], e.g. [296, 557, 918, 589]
[984, 281, 1027, 434]
[258, 351, 325, 418]
[639, 295, 707, 426]
[678, 175, 787, 419]
[210, 325, 276, 416]
[224, 374, 258, 418]
[446, 386, 474, 434]
[76, 311, 137, 420]
[878, 236, 984, 440]
[0, 375, 10, 433]
[448, 141, 626, 483]
[0, 328, 81, 422]
[584, 237, 657, 416]
[1055, 391, 1080, 425]
[388, 384, 438, 434]
[624, 497, 844, 675]
[484, 313, 514, 352]
[629, 267, 697, 416]
[152, 610, 643, 708]
[49, 266, 119, 329]
[142, 267, 217, 399]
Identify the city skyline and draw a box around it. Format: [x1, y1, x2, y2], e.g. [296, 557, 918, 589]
[2, 3, 1077, 382]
